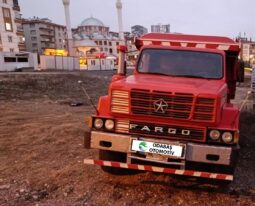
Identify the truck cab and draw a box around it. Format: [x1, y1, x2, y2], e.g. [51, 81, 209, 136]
[84, 33, 240, 181]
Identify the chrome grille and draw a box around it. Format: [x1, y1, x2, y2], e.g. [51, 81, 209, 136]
[131, 89, 193, 120]
[193, 97, 216, 122]
[116, 119, 129, 133]
[111, 90, 129, 114]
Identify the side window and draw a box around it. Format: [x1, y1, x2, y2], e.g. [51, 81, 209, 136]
[138, 52, 150, 72]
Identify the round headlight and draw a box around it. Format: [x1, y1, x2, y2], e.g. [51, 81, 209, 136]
[222, 132, 233, 143]
[94, 118, 103, 129]
[209, 130, 220, 140]
[105, 119, 114, 130]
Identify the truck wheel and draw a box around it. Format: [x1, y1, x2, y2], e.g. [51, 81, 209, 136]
[99, 150, 129, 175]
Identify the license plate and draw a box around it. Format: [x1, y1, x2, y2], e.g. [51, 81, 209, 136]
[131, 140, 184, 158]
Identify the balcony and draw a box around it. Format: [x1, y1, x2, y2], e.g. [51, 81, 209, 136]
[18, 42, 26, 51]
[16, 26, 24, 36]
[17, 26, 24, 32]
[40, 30, 54, 37]
[13, 5, 20, 11]
[41, 38, 54, 43]
[14, 12, 22, 23]
[41, 43, 55, 49]
[13, 0, 20, 11]
[39, 26, 54, 32]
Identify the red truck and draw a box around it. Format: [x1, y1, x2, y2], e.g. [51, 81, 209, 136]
[84, 33, 240, 181]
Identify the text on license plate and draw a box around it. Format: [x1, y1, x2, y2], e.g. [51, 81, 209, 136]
[131, 140, 183, 157]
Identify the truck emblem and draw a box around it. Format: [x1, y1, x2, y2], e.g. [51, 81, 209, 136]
[153, 99, 168, 114]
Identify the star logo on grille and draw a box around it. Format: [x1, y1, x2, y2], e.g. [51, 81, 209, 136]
[153, 98, 168, 114]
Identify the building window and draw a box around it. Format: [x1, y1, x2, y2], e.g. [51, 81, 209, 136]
[91, 60, 96, 65]
[30, 30, 36, 35]
[2, 7, 13, 31]
[2, 8, 10, 17]
[3, 0, 7, 4]
[4, 57, 16, 62]
[99, 41, 102, 46]
[116, 42, 119, 46]
[5, 23, 12, 31]
[109, 42, 112, 46]
[31, 37, 37, 41]
[17, 57, 28, 62]
[8, 36, 12, 42]
[10, 48, 14, 53]
[109, 48, 113, 54]
[104, 41, 107, 45]
[30, 24, 35, 28]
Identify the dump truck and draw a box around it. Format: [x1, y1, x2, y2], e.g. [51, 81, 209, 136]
[84, 33, 241, 181]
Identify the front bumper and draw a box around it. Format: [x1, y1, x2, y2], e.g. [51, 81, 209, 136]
[84, 130, 239, 166]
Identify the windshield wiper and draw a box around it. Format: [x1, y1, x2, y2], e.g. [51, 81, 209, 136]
[145, 72, 170, 76]
[175, 74, 210, 79]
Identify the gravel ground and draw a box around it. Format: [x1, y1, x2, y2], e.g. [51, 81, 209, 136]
[0, 70, 254, 206]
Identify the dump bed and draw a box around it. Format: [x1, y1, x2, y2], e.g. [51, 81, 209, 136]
[135, 33, 240, 54]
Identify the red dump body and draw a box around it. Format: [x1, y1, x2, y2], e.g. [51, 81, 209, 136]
[84, 33, 241, 181]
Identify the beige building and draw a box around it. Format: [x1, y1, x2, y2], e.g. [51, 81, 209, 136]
[22, 17, 67, 54]
[0, 0, 25, 52]
[237, 37, 255, 65]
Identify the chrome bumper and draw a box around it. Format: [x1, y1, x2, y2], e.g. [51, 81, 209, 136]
[85, 131, 238, 166]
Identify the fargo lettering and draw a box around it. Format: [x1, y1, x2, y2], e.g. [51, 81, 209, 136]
[129, 123, 191, 136]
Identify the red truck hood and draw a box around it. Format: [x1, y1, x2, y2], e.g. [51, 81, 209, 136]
[111, 74, 226, 95]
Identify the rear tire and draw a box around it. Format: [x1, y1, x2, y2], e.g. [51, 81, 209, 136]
[99, 150, 129, 175]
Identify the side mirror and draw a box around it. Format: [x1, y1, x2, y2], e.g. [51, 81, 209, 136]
[237, 60, 245, 83]
[123, 60, 127, 75]
[117, 45, 127, 76]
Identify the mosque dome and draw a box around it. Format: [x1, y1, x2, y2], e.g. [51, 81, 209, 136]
[80, 17, 105, 27]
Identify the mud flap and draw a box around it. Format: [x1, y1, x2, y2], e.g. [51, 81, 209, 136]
[84, 131, 91, 149]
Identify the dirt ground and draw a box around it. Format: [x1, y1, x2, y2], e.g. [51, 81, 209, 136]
[0, 70, 255, 206]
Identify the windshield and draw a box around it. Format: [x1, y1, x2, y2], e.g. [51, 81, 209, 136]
[137, 49, 223, 79]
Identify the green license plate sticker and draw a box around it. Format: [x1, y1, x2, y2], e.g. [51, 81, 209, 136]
[131, 140, 183, 157]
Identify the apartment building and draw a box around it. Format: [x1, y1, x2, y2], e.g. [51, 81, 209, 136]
[151, 24, 170, 33]
[22, 17, 67, 54]
[0, 0, 25, 52]
[236, 36, 255, 64]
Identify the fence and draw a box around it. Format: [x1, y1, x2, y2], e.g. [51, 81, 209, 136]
[40, 56, 116, 71]
[86, 58, 116, 70]
[40, 55, 80, 70]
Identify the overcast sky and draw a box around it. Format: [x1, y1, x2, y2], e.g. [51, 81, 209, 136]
[19, 0, 255, 39]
